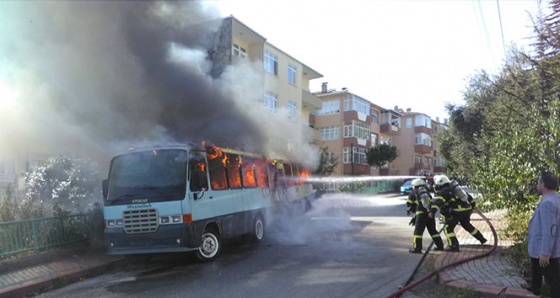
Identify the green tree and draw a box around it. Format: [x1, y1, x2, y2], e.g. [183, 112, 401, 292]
[0, 184, 16, 221]
[367, 144, 397, 169]
[314, 146, 338, 176]
[436, 0, 560, 243]
[23, 155, 101, 217]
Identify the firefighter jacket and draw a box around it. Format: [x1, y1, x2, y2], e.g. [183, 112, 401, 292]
[406, 187, 433, 215]
[430, 185, 472, 216]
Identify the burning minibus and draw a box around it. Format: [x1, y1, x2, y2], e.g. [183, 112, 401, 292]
[102, 143, 314, 261]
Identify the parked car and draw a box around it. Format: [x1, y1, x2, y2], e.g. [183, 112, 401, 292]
[400, 179, 413, 195]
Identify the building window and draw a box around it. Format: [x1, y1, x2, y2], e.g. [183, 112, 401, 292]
[314, 99, 340, 115]
[343, 147, 367, 164]
[415, 133, 432, 146]
[371, 133, 378, 146]
[288, 64, 297, 85]
[415, 115, 432, 128]
[288, 100, 297, 119]
[320, 126, 340, 140]
[371, 110, 379, 124]
[415, 155, 422, 164]
[434, 157, 446, 167]
[344, 120, 370, 141]
[232, 43, 246, 59]
[264, 91, 277, 113]
[380, 137, 391, 145]
[264, 50, 278, 75]
[343, 95, 370, 115]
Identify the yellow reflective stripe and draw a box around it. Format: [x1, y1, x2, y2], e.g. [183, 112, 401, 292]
[470, 229, 480, 236]
[414, 235, 422, 240]
[432, 206, 440, 210]
[445, 232, 456, 238]
[416, 211, 424, 215]
[431, 234, 442, 239]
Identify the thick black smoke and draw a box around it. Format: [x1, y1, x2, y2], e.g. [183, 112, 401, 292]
[0, 1, 281, 169]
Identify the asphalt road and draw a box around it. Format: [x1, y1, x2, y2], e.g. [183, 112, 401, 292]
[36, 192, 426, 298]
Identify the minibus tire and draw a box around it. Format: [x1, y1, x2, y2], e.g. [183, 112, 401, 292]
[244, 215, 265, 243]
[196, 227, 221, 262]
[252, 215, 265, 241]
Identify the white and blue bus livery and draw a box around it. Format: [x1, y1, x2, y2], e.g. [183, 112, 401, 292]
[102, 144, 314, 261]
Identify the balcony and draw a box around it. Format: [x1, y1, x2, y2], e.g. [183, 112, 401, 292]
[303, 125, 321, 143]
[302, 90, 322, 111]
[414, 163, 432, 173]
[433, 166, 447, 173]
[415, 144, 432, 154]
[380, 124, 399, 135]
[414, 126, 432, 135]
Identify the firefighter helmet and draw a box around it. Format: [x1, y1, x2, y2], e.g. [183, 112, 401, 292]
[411, 178, 426, 188]
[434, 175, 451, 187]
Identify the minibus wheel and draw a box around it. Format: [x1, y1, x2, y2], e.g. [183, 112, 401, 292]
[251, 215, 265, 241]
[196, 227, 221, 262]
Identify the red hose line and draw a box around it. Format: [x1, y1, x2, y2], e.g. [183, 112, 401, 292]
[385, 209, 499, 298]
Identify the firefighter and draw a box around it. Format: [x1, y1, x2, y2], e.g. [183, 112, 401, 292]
[428, 175, 487, 252]
[406, 178, 444, 253]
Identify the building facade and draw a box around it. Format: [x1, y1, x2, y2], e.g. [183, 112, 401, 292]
[310, 84, 400, 176]
[215, 17, 323, 151]
[311, 84, 448, 177]
[390, 108, 448, 176]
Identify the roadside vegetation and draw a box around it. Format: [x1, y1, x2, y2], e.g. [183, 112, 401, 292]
[0, 155, 101, 221]
[437, 0, 560, 285]
[0, 155, 104, 260]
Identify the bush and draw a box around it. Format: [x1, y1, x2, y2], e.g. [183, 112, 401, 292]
[339, 182, 365, 192]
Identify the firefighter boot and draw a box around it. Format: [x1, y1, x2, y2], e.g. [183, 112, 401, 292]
[409, 237, 422, 254]
[473, 230, 487, 245]
[432, 235, 444, 251]
[444, 236, 460, 252]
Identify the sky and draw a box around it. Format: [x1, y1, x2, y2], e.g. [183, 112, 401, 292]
[212, 0, 542, 121]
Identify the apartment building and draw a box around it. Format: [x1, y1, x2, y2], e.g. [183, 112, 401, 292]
[215, 16, 323, 149]
[310, 84, 399, 176]
[310, 84, 449, 177]
[391, 108, 448, 176]
[432, 119, 448, 174]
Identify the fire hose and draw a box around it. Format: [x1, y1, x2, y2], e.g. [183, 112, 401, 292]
[385, 209, 498, 298]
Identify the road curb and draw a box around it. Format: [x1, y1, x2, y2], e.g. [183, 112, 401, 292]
[0, 257, 125, 298]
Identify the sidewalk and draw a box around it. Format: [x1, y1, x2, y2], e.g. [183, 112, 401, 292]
[0, 246, 124, 298]
[433, 209, 536, 298]
[0, 210, 537, 298]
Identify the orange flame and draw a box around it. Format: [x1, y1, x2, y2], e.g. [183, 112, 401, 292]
[255, 160, 269, 188]
[227, 154, 242, 188]
[207, 145, 228, 190]
[242, 161, 257, 187]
